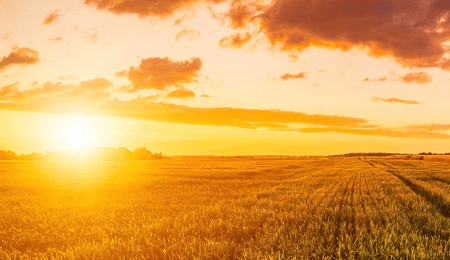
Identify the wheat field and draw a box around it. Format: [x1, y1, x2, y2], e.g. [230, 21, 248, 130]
[1, 157, 450, 259]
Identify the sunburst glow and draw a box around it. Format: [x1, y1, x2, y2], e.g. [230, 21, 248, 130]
[63, 119, 94, 149]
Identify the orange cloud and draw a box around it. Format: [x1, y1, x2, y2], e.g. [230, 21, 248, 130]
[84, 0, 227, 18]
[118, 57, 202, 92]
[57, 78, 113, 100]
[224, 1, 255, 29]
[58, 74, 77, 80]
[295, 127, 450, 139]
[0, 47, 39, 71]
[0, 80, 369, 128]
[288, 53, 298, 61]
[3, 80, 450, 140]
[0, 82, 20, 98]
[0, 78, 112, 101]
[406, 124, 450, 131]
[1, 33, 10, 41]
[371, 97, 421, 105]
[86, 32, 98, 43]
[165, 87, 196, 99]
[219, 32, 252, 48]
[280, 72, 306, 80]
[43, 10, 60, 25]
[175, 28, 201, 41]
[222, 0, 450, 69]
[46, 37, 63, 44]
[200, 94, 211, 98]
[115, 70, 127, 77]
[400, 72, 432, 84]
[364, 76, 387, 82]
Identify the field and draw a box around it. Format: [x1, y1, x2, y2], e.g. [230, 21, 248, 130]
[1, 157, 450, 259]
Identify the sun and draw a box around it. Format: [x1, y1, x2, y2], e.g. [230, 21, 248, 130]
[63, 119, 94, 149]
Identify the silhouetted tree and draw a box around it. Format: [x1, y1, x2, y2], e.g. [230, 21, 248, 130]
[0, 150, 18, 160]
[133, 147, 153, 160]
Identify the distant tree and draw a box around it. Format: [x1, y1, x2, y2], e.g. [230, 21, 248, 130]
[18, 152, 44, 160]
[0, 147, 167, 161]
[133, 147, 153, 160]
[113, 147, 133, 161]
[0, 150, 18, 160]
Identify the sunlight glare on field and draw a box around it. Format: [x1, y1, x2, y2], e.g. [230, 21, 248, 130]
[63, 117, 94, 149]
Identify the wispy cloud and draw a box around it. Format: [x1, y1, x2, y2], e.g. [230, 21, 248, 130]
[165, 87, 195, 99]
[175, 28, 201, 41]
[371, 97, 421, 105]
[280, 72, 307, 80]
[43, 10, 60, 25]
[2, 78, 450, 141]
[46, 37, 63, 44]
[219, 32, 252, 48]
[363, 76, 387, 82]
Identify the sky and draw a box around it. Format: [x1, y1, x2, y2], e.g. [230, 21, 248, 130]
[1, 0, 450, 155]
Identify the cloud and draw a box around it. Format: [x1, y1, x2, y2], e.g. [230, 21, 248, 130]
[288, 53, 298, 62]
[295, 126, 450, 139]
[200, 94, 211, 98]
[0, 81, 370, 129]
[222, 0, 450, 69]
[400, 72, 432, 84]
[115, 70, 128, 77]
[175, 28, 201, 41]
[219, 32, 252, 48]
[0, 78, 113, 101]
[118, 56, 202, 92]
[84, 0, 227, 18]
[0, 47, 39, 71]
[46, 37, 63, 44]
[86, 32, 98, 43]
[58, 74, 77, 80]
[57, 78, 113, 100]
[1, 33, 10, 41]
[406, 124, 450, 132]
[224, 1, 255, 29]
[3, 79, 450, 140]
[213, 0, 267, 29]
[29, 81, 39, 87]
[0, 82, 20, 98]
[165, 86, 196, 99]
[371, 97, 421, 105]
[363, 76, 388, 82]
[43, 10, 60, 25]
[280, 72, 306, 80]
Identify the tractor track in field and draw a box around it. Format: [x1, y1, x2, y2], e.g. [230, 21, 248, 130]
[366, 159, 450, 220]
[361, 159, 450, 240]
[423, 172, 450, 186]
[331, 171, 357, 248]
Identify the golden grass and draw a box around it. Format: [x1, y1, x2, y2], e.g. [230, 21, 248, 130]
[1, 157, 450, 259]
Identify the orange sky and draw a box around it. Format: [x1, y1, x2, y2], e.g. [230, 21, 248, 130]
[1, 0, 450, 155]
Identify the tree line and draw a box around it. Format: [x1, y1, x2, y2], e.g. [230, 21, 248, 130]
[0, 147, 167, 161]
